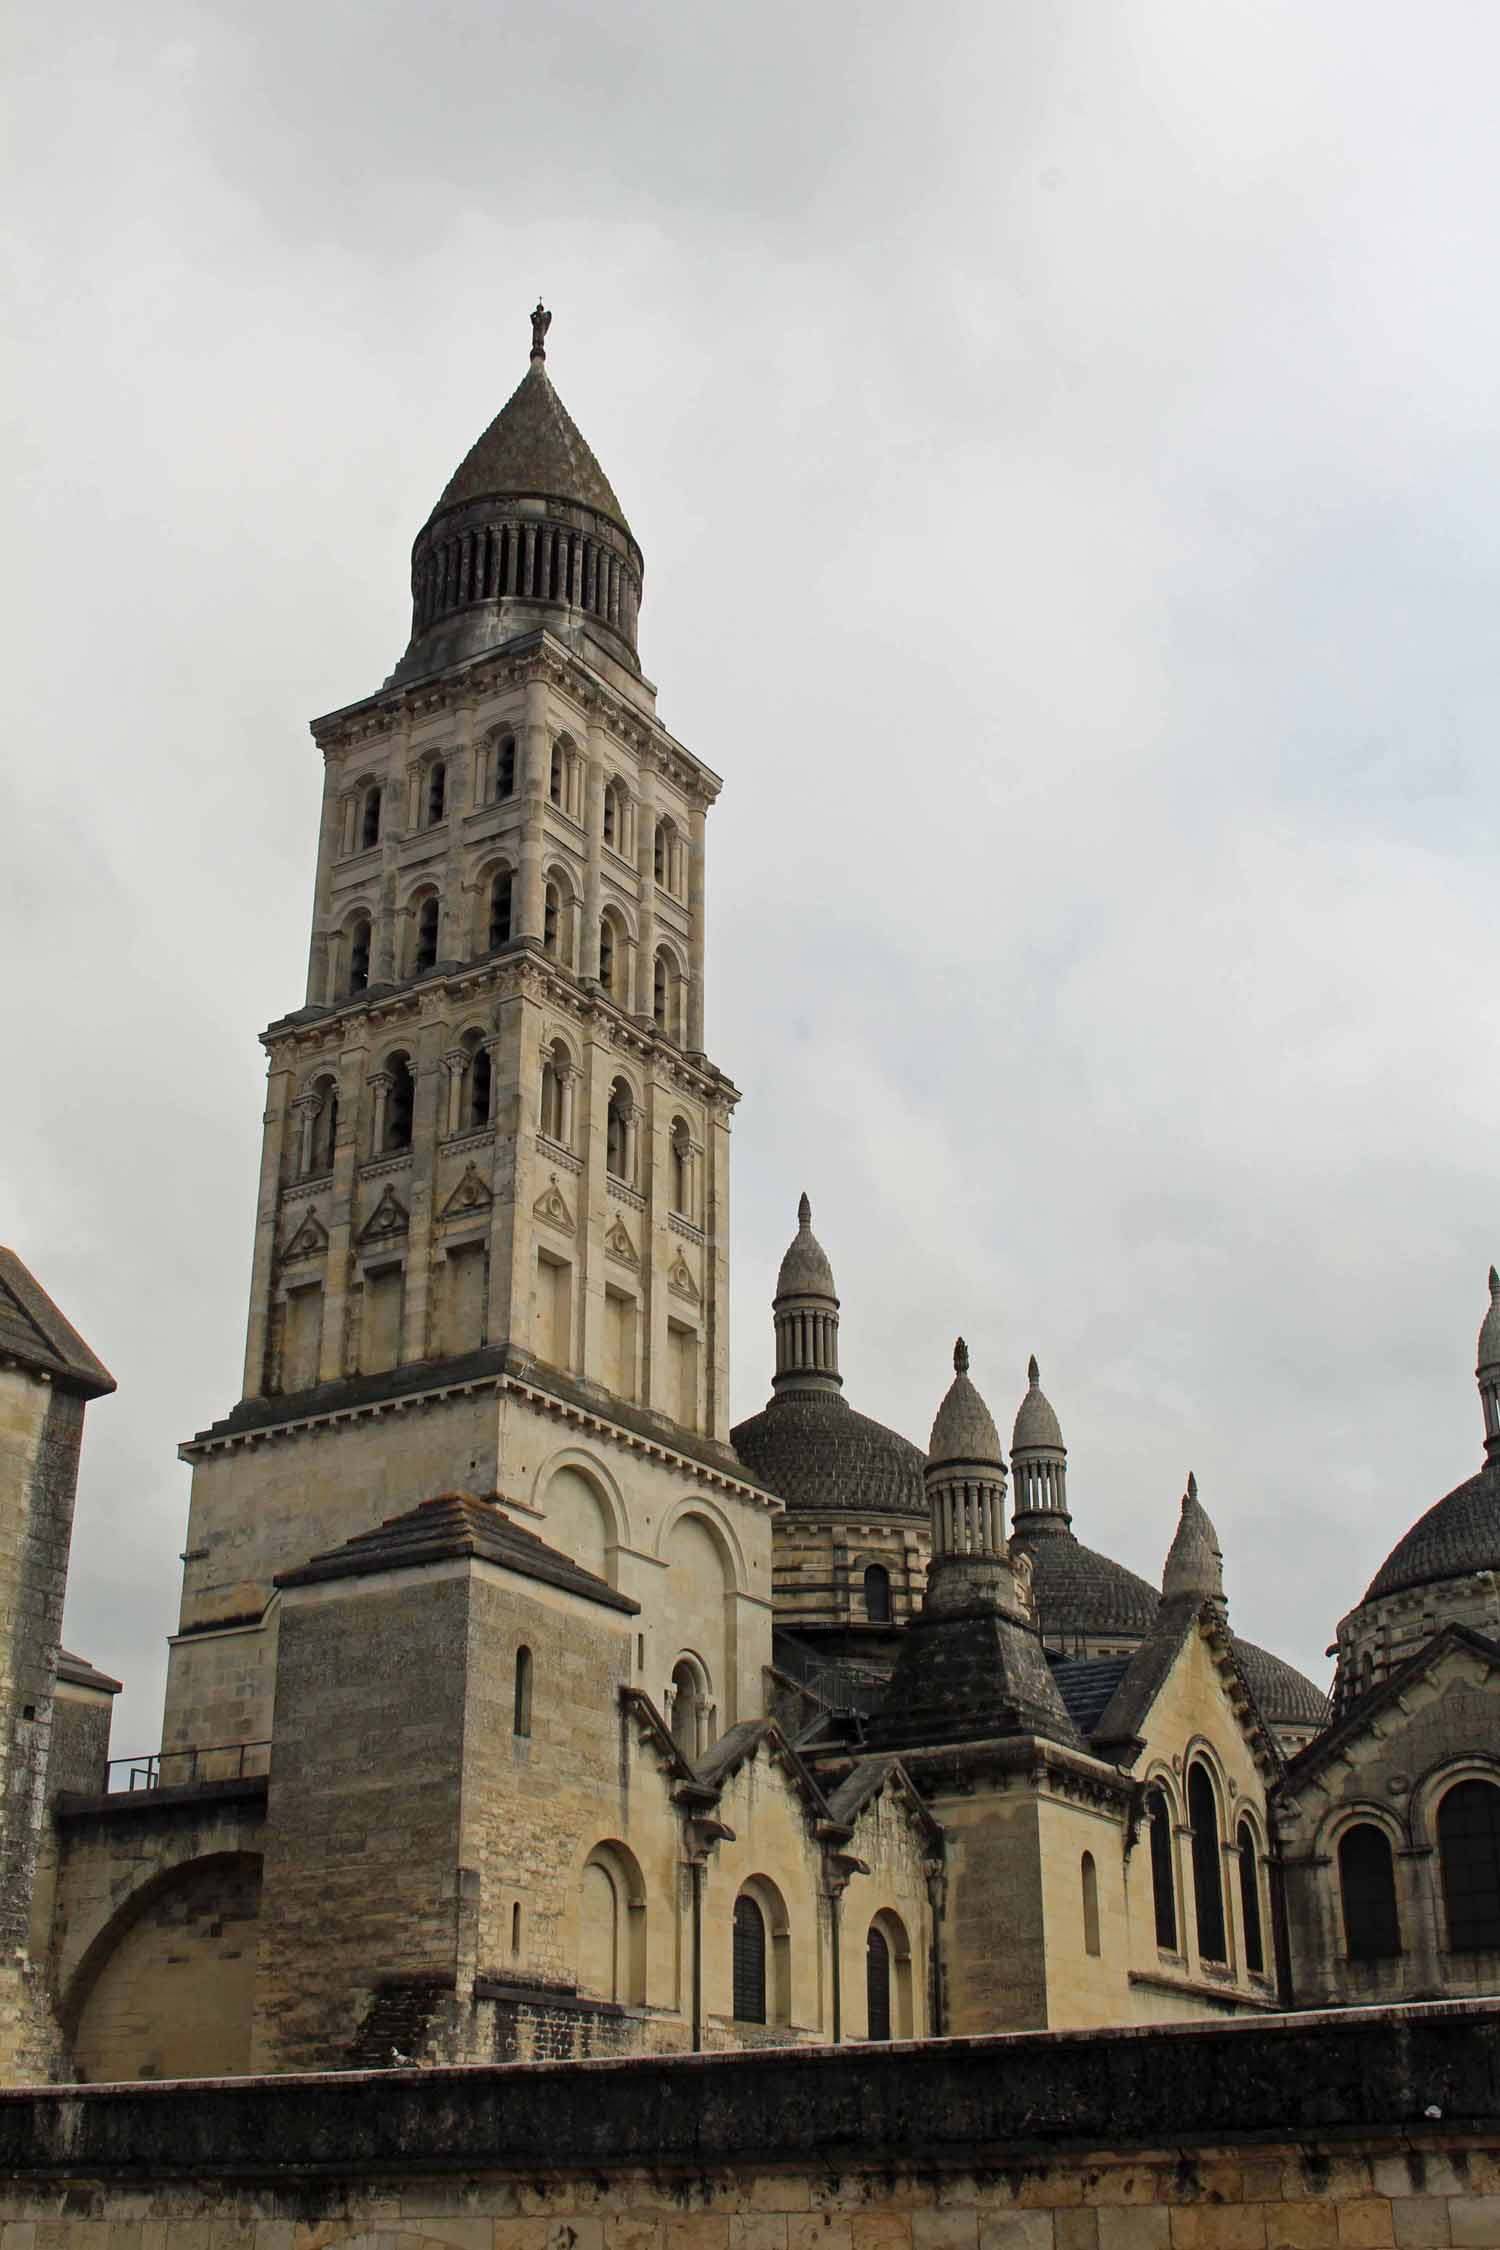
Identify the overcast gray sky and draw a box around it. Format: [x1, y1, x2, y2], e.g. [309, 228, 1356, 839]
[5, 1, 1497, 1752]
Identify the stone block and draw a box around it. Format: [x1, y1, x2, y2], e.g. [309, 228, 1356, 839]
[1389, 2203, 1451, 2248]
[1447, 2198, 1500, 2247]
[1333, 2206, 1393, 2247]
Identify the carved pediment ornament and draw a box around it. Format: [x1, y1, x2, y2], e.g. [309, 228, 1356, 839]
[442, 1164, 493, 1218]
[667, 1250, 701, 1302]
[604, 1216, 638, 1267]
[360, 1184, 410, 1242]
[282, 1211, 329, 1262]
[533, 1174, 575, 1233]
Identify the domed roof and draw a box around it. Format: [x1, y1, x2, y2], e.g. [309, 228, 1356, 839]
[1362, 1459, 1500, 1602]
[1012, 1354, 1065, 1454]
[429, 355, 630, 532]
[928, 1340, 1004, 1469]
[776, 1193, 838, 1302]
[1479, 1265, 1500, 1373]
[1233, 1636, 1328, 1729]
[732, 1393, 926, 1518]
[1017, 1526, 1161, 1639]
[1161, 1472, 1225, 1604]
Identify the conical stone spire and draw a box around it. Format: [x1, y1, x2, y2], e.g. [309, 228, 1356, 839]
[1160, 1471, 1227, 1610]
[1478, 1266, 1500, 1462]
[923, 1342, 1017, 1606]
[1010, 1352, 1070, 1533]
[770, 1193, 841, 1397]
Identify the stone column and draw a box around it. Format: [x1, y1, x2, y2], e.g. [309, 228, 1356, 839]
[444, 1049, 467, 1138]
[399, 1027, 444, 1364]
[687, 803, 707, 1051]
[304, 750, 343, 1008]
[558, 1062, 577, 1150]
[635, 754, 658, 1022]
[623, 1102, 639, 1189]
[292, 1091, 321, 1180]
[242, 1060, 294, 1399]
[582, 714, 605, 981]
[367, 1071, 391, 1157]
[318, 1036, 366, 1382]
[517, 676, 548, 940]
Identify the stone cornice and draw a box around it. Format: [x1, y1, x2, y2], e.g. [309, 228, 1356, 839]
[310, 630, 721, 807]
[262, 947, 740, 1114]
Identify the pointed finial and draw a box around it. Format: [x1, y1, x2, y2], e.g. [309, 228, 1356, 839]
[530, 300, 552, 362]
[954, 1337, 969, 1375]
[1027, 1353, 1040, 1387]
[1185, 1470, 1198, 1505]
[798, 1191, 812, 1227]
[1491, 1265, 1499, 1295]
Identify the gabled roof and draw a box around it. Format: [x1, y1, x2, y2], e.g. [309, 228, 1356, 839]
[1091, 1595, 1282, 1782]
[56, 1649, 122, 1694]
[1051, 1653, 1134, 1735]
[276, 1489, 639, 1613]
[0, 1249, 115, 1399]
[1280, 1623, 1500, 1797]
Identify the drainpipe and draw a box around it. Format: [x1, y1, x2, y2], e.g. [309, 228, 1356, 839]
[690, 1859, 703, 2051]
[829, 1888, 842, 2044]
[925, 1859, 946, 2036]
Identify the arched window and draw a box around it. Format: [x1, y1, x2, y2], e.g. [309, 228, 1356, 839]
[671, 1656, 705, 1758]
[360, 785, 382, 850]
[495, 735, 516, 799]
[1236, 1821, 1264, 1974]
[426, 760, 446, 826]
[599, 915, 616, 995]
[348, 916, 371, 996]
[606, 1079, 632, 1182]
[1339, 1822, 1401, 1959]
[469, 1043, 492, 1130]
[1148, 1787, 1177, 1952]
[413, 895, 439, 973]
[654, 818, 672, 886]
[866, 1924, 891, 2041]
[670, 1118, 691, 1216]
[1081, 1852, 1101, 1956]
[544, 882, 560, 956]
[732, 1893, 766, 2024]
[1188, 1764, 1226, 1964]
[385, 1053, 414, 1152]
[513, 1646, 533, 1739]
[579, 1842, 646, 2005]
[864, 1563, 891, 1623]
[549, 744, 562, 806]
[1438, 1779, 1500, 1952]
[488, 871, 513, 951]
[603, 780, 621, 848]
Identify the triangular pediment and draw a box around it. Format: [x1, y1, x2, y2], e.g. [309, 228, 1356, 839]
[533, 1175, 574, 1233]
[667, 1249, 700, 1301]
[1279, 1623, 1500, 1803]
[282, 1211, 329, 1262]
[441, 1164, 493, 1220]
[360, 1185, 409, 1243]
[604, 1216, 638, 1267]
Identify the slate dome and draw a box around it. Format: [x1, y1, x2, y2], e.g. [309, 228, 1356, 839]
[731, 1394, 927, 1518]
[1234, 1636, 1328, 1730]
[1361, 1459, 1500, 1603]
[1017, 1527, 1161, 1641]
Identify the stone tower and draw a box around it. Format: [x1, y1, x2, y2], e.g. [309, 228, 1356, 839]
[165, 312, 767, 1756]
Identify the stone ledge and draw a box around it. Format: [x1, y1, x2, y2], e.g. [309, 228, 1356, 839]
[52, 1775, 269, 1824]
[0, 2000, 1496, 2181]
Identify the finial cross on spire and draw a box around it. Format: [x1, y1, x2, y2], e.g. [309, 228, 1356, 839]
[1185, 1470, 1198, 1505]
[798, 1191, 812, 1226]
[954, 1337, 969, 1375]
[1027, 1353, 1040, 1386]
[530, 300, 552, 362]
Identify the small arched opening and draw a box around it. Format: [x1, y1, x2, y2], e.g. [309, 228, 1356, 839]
[1081, 1852, 1101, 1957]
[384, 1052, 414, 1152]
[1147, 1784, 1177, 1952]
[1188, 1762, 1227, 1965]
[1236, 1819, 1265, 1975]
[487, 869, 513, 952]
[1339, 1821, 1402, 1960]
[347, 914, 371, 996]
[360, 784, 382, 850]
[1438, 1777, 1500, 1953]
[426, 760, 447, 827]
[863, 1563, 892, 1623]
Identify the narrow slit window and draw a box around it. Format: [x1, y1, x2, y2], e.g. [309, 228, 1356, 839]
[426, 761, 446, 826]
[513, 1646, 533, 1738]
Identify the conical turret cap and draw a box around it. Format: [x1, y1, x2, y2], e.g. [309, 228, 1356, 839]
[928, 1339, 1005, 1469]
[775, 1193, 838, 1303]
[1161, 1471, 1226, 1604]
[1012, 1353, 1065, 1454]
[429, 357, 631, 533]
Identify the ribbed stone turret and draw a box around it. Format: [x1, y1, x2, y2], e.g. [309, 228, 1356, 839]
[770, 1193, 841, 1398]
[926, 1339, 1008, 1570]
[393, 304, 644, 686]
[1478, 1265, 1500, 1462]
[1010, 1354, 1070, 1533]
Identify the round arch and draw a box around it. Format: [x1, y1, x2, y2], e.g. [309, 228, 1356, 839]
[655, 1493, 748, 1589]
[62, 1850, 263, 2081]
[531, 1445, 632, 1562]
[1408, 1751, 1500, 1852]
[574, 1836, 647, 2005]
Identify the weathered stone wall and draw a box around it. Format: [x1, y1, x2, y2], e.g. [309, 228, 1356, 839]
[70, 1851, 262, 2083]
[0, 2002, 1497, 2248]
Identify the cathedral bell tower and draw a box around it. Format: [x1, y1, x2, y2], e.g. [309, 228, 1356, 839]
[166, 311, 766, 1758]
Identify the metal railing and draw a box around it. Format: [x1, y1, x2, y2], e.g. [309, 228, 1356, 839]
[771, 1635, 886, 1717]
[103, 1740, 271, 1794]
